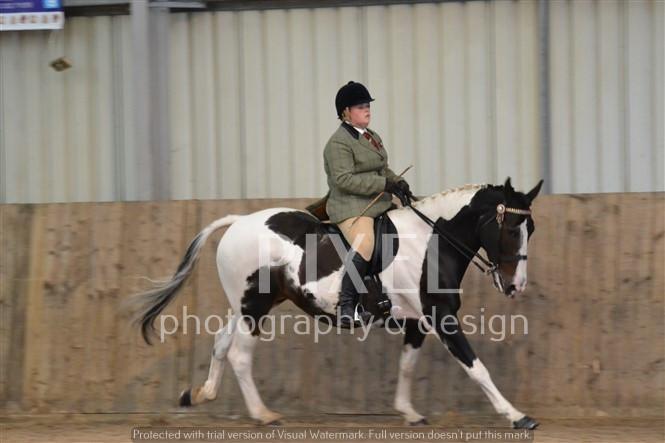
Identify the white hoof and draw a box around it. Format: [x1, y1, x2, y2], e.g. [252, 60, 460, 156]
[258, 411, 283, 426]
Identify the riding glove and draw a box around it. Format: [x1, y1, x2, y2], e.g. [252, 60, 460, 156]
[385, 179, 414, 207]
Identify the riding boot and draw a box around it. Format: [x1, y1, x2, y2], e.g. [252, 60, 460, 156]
[338, 252, 371, 327]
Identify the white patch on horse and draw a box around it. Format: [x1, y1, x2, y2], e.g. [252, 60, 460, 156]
[302, 267, 344, 314]
[216, 208, 298, 312]
[301, 232, 373, 314]
[513, 220, 528, 292]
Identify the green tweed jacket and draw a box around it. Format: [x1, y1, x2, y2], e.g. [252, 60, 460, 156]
[323, 122, 403, 224]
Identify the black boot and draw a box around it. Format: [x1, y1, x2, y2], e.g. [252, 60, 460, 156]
[338, 252, 370, 327]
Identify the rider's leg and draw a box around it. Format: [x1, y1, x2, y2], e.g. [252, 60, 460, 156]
[336, 216, 374, 325]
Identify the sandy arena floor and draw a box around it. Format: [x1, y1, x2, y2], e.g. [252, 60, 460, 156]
[1, 413, 663, 443]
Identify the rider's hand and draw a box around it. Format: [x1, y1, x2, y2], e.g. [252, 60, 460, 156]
[396, 180, 415, 202]
[385, 179, 413, 207]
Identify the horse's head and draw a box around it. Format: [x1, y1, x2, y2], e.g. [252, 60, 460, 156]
[475, 178, 543, 297]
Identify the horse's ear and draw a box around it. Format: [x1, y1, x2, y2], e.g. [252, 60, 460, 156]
[504, 177, 514, 194]
[526, 179, 544, 203]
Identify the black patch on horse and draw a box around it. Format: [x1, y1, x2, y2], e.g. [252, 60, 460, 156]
[241, 267, 286, 336]
[266, 211, 345, 284]
[265, 211, 321, 250]
[241, 264, 345, 331]
[297, 234, 345, 284]
[418, 207, 480, 313]
[403, 319, 427, 349]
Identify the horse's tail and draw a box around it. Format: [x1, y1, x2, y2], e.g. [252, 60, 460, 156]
[132, 214, 242, 344]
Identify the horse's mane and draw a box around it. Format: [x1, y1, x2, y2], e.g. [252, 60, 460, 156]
[412, 183, 489, 208]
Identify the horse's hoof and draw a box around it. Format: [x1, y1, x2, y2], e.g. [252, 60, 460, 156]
[259, 412, 283, 426]
[513, 416, 539, 430]
[409, 418, 429, 426]
[178, 389, 192, 407]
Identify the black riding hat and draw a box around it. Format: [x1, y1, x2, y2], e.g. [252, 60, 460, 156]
[335, 81, 375, 118]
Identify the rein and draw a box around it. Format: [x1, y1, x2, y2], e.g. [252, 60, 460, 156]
[407, 204, 497, 275]
[406, 202, 532, 276]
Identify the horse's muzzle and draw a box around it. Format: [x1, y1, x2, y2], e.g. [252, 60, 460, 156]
[492, 273, 520, 298]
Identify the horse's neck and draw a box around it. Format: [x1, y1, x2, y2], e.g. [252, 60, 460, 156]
[408, 185, 486, 285]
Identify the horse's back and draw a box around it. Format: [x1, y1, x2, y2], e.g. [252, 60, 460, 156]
[221, 207, 308, 238]
[217, 207, 315, 272]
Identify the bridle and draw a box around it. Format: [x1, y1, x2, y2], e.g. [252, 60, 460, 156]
[479, 203, 532, 263]
[407, 202, 532, 278]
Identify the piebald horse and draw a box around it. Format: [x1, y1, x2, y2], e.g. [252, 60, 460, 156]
[133, 178, 543, 429]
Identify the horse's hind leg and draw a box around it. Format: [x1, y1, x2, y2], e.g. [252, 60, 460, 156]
[226, 267, 283, 425]
[227, 319, 282, 425]
[179, 315, 238, 407]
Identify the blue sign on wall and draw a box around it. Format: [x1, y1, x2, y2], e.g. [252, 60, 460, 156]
[0, 0, 64, 31]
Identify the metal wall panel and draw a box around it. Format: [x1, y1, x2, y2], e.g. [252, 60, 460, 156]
[549, 0, 664, 193]
[1, 0, 663, 203]
[168, 0, 542, 200]
[0, 16, 134, 203]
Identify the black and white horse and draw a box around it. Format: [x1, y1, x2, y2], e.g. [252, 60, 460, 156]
[134, 178, 543, 429]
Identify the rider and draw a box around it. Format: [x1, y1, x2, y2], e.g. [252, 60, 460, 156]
[324, 81, 414, 326]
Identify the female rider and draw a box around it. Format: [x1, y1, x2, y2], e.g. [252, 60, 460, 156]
[323, 81, 414, 326]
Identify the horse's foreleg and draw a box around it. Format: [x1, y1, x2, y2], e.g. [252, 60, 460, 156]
[394, 319, 428, 425]
[227, 320, 282, 425]
[432, 313, 538, 429]
[180, 315, 237, 407]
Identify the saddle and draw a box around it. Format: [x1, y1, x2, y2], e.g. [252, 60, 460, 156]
[306, 198, 399, 319]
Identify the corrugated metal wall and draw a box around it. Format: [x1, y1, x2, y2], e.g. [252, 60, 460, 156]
[0, 17, 135, 203]
[0, 16, 134, 203]
[549, 0, 664, 193]
[167, 1, 541, 200]
[1, 0, 663, 203]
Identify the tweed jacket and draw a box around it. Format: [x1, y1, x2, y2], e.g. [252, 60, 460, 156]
[323, 122, 402, 223]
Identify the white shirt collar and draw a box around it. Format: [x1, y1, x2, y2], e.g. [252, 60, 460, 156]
[344, 121, 367, 135]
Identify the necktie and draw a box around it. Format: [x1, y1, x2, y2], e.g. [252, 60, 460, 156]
[363, 131, 381, 150]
